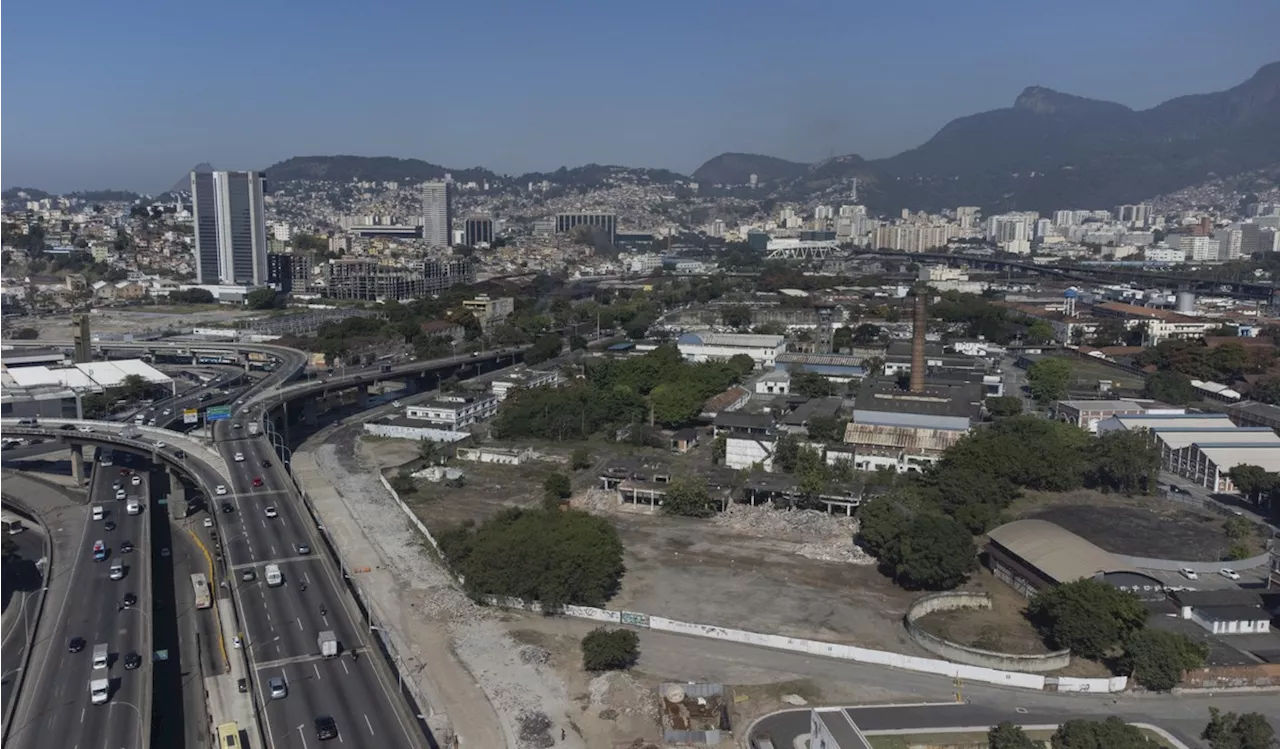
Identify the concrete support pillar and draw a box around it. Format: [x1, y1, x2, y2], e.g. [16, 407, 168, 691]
[167, 467, 188, 518]
[192, 354, 199, 366]
[302, 399, 318, 427]
[69, 443, 85, 485]
[356, 386, 369, 408]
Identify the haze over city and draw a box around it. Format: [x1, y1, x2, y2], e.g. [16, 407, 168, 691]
[4, 0, 1280, 193]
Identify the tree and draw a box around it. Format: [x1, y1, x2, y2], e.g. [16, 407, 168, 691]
[857, 491, 924, 558]
[721, 305, 752, 329]
[851, 323, 882, 346]
[1228, 464, 1274, 504]
[389, 468, 417, 495]
[168, 288, 215, 304]
[712, 433, 727, 464]
[884, 513, 978, 590]
[543, 472, 572, 502]
[1202, 708, 1276, 749]
[570, 448, 592, 471]
[1143, 370, 1198, 405]
[989, 721, 1045, 749]
[581, 628, 639, 671]
[569, 334, 588, 351]
[791, 371, 834, 398]
[650, 381, 705, 427]
[1025, 320, 1055, 345]
[726, 353, 756, 377]
[1027, 579, 1147, 660]
[418, 439, 442, 465]
[660, 477, 716, 518]
[1051, 717, 1161, 748]
[246, 287, 283, 310]
[807, 415, 846, 442]
[1119, 628, 1207, 692]
[1027, 358, 1072, 404]
[1087, 428, 1160, 495]
[1090, 319, 1129, 347]
[985, 396, 1023, 419]
[120, 374, 150, 401]
[1251, 377, 1280, 406]
[524, 334, 565, 365]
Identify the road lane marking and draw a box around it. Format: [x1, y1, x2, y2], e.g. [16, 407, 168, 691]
[297, 618, 304, 632]
[80, 707, 85, 723]
[363, 714, 374, 736]
[342, 660, 349, 674]
[313, 662, 321, 680]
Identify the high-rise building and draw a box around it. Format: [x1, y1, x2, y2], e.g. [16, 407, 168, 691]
[955, 206, 981, 230]
[1116, 204, 1151, 227]
[421, 181, 454, 247]
[464, 216, 494, 247]
[555, 213, 617, 244]
[190, 170, 268, 286]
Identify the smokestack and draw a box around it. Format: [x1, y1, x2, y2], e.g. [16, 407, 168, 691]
[910, 289, 928, 393]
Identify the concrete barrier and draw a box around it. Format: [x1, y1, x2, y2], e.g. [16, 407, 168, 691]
[1112, 548, 1272, 572]
[904, 592, 1071, 673]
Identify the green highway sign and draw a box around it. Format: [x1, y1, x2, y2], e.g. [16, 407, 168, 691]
[206, 405, 232, 422]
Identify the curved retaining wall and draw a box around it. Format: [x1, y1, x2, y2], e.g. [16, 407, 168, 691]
[1113, 547, 1272, 572]
[904, 592, 1072, 673]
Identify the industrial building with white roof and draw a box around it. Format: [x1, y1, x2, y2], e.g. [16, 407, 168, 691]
[1097, 411, 1280, 493]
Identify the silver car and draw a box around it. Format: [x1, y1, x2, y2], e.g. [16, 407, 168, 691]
[269, 676, 287, 699]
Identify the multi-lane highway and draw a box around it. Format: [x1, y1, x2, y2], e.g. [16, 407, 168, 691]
[1, 507, 48, 720]
[5, 452, 153, 749]
[211, 417, 423, 749]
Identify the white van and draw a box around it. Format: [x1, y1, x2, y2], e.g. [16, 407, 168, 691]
[90, 678, 110, 705]
[126, 500, 141, 516]
[264, 564, 283, 587]
[92, 505, 106, 521]
[110, 562, 125, 580]
[93, 643, 109, 670]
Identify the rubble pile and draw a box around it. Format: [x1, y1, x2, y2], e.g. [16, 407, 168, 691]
[713, 503, 875, 565]
[571, 487, 619, 514]
[587, 671, 660, 721]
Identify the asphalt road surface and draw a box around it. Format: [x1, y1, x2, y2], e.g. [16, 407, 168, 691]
[1, 516, 48, 719]
[212, 419, 423, 749]
[5, 454, 153, 749]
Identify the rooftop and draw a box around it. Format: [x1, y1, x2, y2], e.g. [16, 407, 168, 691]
[677, 332, 784, 348]
[1195, 443, 1280, 472]
[1150, 427, 1279, 451]
[854, 378, 984, 421]
[986, 519, 1135, 585]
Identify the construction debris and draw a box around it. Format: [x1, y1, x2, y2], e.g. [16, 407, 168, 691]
[712, 503, 875, 565]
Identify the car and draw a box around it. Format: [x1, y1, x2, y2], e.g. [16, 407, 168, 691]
[131, 475, 141, 486]
[1169, 485, 1185, 494]
[69, 637, 86, 653]
[1220, 568, 1242, 580]
[122, 593, 137, 608]
[392, 400, 402, 408]
[296, 543, 311, 555]
[260, 459, 272, 468]
[60, 423, 77, 431]
[232, 423, 242, 430]
[120, 469, 129, 476]
[160, 548, 170, 558]
[315, 716, 338, 741]
[203, 517, 214, 529]
[110, 564, 125, 580]
[173, 449, 185, 459]
[234, 452, 245, 462]
[265, 506, 278, 518]
[1180, 568, 1199, 580]
[120, 540, 133, 553]
[221, 502, 234, 514]
[241, 569, 256, 581]
[104, 521, 116, 532]
[237, 677, 248, 693]
[252, 477, 264, 488]
[124, 651, 142, 670]
[162, 408, 172, 415]
[154, 441, 166, 449]
[268, 676, 288, 699]
[232, 636, 242, 649]
[77, 426, 95, 433]
[215, 485, 228, 496]
[115, 489, 126, 501]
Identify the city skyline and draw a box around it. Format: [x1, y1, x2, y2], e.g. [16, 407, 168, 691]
[3, 0, 1279, 193]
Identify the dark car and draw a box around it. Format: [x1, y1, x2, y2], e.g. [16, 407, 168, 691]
[315, 716, 338, 741]
[122, 593, 137, 608]
[260, 459, 272, 468]
[174, 449, 185, 459]
[68, 637, 86, 653]
[104, 520, 117, 532]
[120, 540, 134, 553]
[60, 424, 77, 430]
[221, 502, 234, 514]
[124, 651, 142, 670]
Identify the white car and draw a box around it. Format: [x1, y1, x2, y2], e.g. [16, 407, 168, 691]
[154, 441, 166, 449]
[234, 452, 244, 462]
[1220, 568, 1241, 581]
[203, 517, 214, 529]
[1179, 568, 1199, 580]
[131, 475, 141, 486]
[115, 489, 126, 501]
[265, 506, 278, 519]
[215, 485, 228, 496]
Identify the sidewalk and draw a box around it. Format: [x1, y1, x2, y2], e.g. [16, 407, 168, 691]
[204, 598, 257, 736]
[292, 449, 507, 749]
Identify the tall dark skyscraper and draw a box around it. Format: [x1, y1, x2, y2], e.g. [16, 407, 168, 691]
[464, 216, 494, 247]
[190, 170, 268, 285]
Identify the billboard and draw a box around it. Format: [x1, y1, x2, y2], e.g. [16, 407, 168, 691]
[206, 405, 232, 422]
[183, 408, 199, 425]
[309, 352, 328, 368]
[247, 352, 268, 362]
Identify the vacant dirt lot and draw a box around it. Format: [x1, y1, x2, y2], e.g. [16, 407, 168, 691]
[912, 569, 1049, 656]
[1015, 489, 1240, 561]
[370, 437, 926, 654]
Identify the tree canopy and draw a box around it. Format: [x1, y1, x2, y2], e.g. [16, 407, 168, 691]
[989, 722, 1045, 749]
[883, 513, 978, 590]
[581, 628, 640, 672]
[1027, 358, 1072, 404]
[1027, 579, 1147, 660]
[1118, 628, 1207, 692]
[660, 477, 716, 518]
[1202, 708, 1276, 749]
[1050, 717, 1161, 749]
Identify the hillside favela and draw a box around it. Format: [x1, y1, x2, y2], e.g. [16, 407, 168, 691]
[2, 4, 1280, 749]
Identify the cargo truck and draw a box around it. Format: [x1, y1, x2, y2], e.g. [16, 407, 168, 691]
[318, 631, 339, 658]
[93, 643, 109, 670]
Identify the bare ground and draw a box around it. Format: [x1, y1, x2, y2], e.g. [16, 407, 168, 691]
[912, 569, 1050, 656]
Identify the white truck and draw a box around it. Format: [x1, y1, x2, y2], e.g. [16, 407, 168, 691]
[90, 678, 110, 705]
[248, 422, 260, 436]
[93, 643, 109, 670]
[264, 564, 283, 587]
[126, 499, 142, 516]
[317, 631, 339, 658]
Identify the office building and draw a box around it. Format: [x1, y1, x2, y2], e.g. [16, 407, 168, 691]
[421, 181, 454, 247]
[1116, 204, 1151, 226]
[190, 170, 269, 286]
[464, 216, 495, 247]
[323, 257, 474, 301]
[266, 253, 293, 293]
[555, 213, 617, 244]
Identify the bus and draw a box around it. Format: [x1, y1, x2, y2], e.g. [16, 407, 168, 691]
[1, 512, 24, 535]
[215, 722, 240, 749]
[191, 573, 212, 610]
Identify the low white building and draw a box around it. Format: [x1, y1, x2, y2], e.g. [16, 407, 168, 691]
[456, 446, 533, 465]
[725, 434, 774, 472]
[754, 370, 790, 395]
[362, 418, 469, 443]
[677, 332, 786, 369]
[490, 367, 560, 401]
[405, 393, 499, 430]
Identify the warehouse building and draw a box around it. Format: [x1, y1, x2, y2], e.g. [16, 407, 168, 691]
[1, 359, 175, 418]
[985, 519, 1162, 598]
[676, 332, 786, 369]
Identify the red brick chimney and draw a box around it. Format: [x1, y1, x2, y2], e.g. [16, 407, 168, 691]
[910, 289, 928, 393]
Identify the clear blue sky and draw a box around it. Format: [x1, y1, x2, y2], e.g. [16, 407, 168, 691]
[4, 0, 1278, 193]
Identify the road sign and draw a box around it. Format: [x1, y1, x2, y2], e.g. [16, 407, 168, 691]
[183, 408, 199, 425]
[206, 405, 232, 422]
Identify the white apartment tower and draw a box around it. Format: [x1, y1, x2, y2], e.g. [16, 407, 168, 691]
[190, 170, 268, 286]
[421, 180, 454, 247]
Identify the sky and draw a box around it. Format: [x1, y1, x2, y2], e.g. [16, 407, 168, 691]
[3, 0, 1279, 193]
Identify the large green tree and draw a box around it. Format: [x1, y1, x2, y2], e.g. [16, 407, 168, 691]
[1202, 708, 1276, 749]
[581, 628, 640, 672]
[1051, 717, 1161, 748]
[1088, 428, 1160, 495]
[884, 513, 978, 590]
[990, 722, 1045, 749]
[661, 477, 716, 518]
[1119, 628, 1207, 692]
[1143, 370, 1198, 405]
[650, 382, 706, 427]
[1027, 579, 1147, 660]
[1027, 358, 1072, 404]
[984, 396, 1023, 419]
[1228, 464, 1275, 504]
